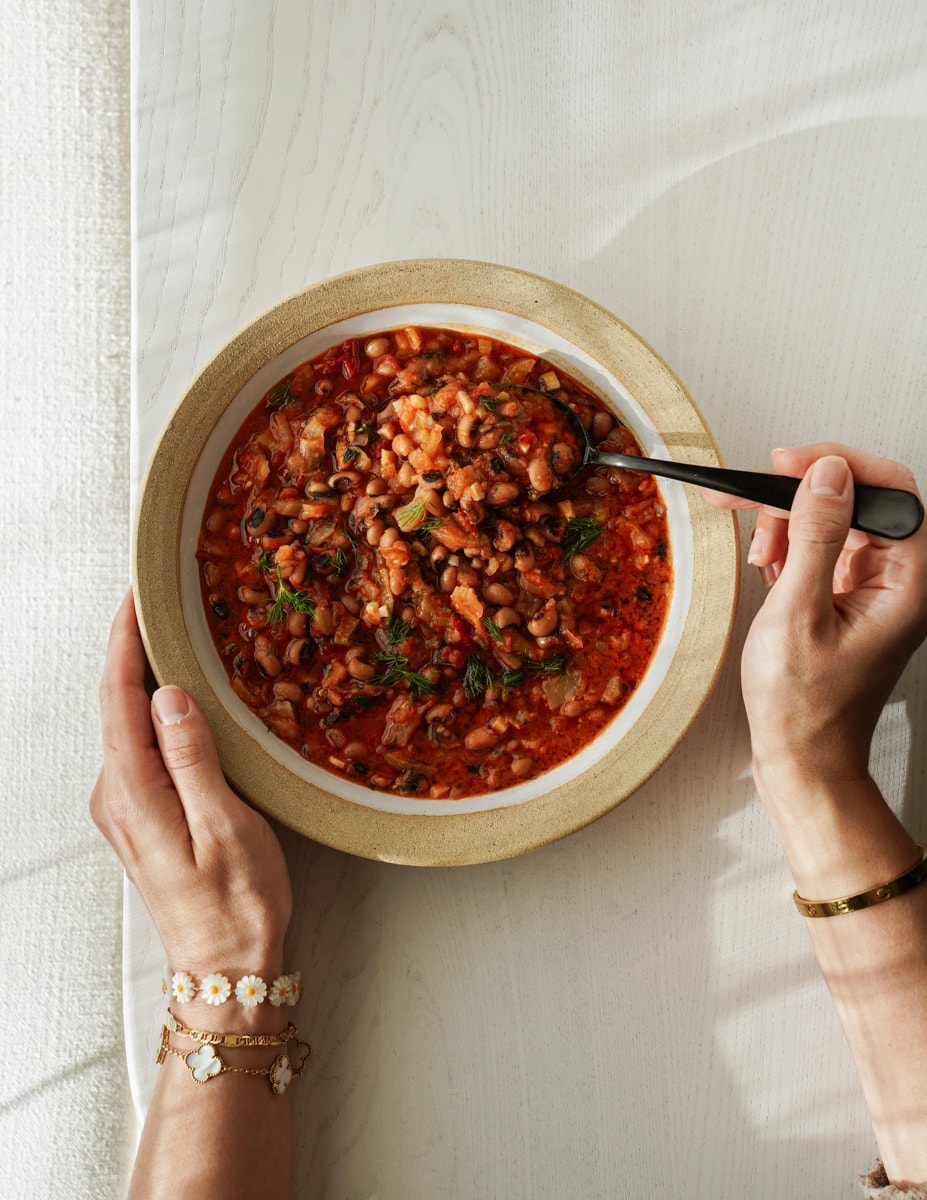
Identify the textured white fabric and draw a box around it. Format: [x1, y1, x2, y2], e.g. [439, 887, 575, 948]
[0, 2, 133, 1196]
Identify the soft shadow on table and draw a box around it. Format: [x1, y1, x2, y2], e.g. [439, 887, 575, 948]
[277, 117, 926, 1198]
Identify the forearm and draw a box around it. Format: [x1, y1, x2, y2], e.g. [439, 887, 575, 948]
[129, 965, 295, 1199]
[756, 766, 927, 1186]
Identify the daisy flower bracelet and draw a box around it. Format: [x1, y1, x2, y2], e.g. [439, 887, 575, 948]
[165, 968, 303, 1009]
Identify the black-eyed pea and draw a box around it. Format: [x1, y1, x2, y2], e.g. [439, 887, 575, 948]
[483, 582, 515, 606]
[238, 585, 269, 606]
[365, 518, 385, 546]
[254, 638, 283, 678]
[347, 657, 376, 681]
[514, 543, 536, 572]
[344, 740, 368, 760]
[312, 606, 335, 636]
[527, 600, 559, 638]
[528, 457, 554, 493]
[494, 607, 520, 629]
[493, 520, 516, 552]
[285, 637, 312, 666]
[591, 410, 614, 442]
[464, 727, 501, 750]
[487, 482, 520, 506]
[287, 610, 308, 637]
[569, 554, 604, 583]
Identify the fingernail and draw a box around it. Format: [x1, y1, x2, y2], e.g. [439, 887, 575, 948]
[759, 561, 781, 587]
[152, 686, 190, 726]
[747, 526, 767, 565]
[809, 456, 849, 497]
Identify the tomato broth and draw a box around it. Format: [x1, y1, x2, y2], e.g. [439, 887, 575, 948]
[197, 326, 671, 799]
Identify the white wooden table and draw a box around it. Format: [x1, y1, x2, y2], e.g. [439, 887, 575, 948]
[130, 2, 927, 1195]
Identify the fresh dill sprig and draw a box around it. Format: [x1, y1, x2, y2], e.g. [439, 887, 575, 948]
[385, 614, 414, 645]
[344, 530, 362, 564]
[373, 649, 437, 700]
[267, 569, 316, 625]
[342, 444, 361, 463]
[520, 654, 568, 676]
[355, 421, 378, 438]
[255, 549, 275, 573]
[463, 654, 493, 701]
[265, 378, 295, 408]
[479, 393, 503, 412]
[562, 516, 603, 562]
[333, 547, 348, 575]
[417, 515, 445, 535]
[482, 616, 503, 643]
[501, 668, 525, 688]
[395, 499, 427, 532]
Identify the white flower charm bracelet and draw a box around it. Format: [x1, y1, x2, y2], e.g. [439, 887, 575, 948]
[157, 1011, 310, 1095]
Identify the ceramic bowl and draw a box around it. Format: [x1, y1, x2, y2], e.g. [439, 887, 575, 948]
[134, 259, 739, 865]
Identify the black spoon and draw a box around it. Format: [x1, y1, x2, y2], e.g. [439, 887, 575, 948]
[548, 398, 924, 541]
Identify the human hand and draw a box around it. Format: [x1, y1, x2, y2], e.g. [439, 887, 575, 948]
[703, 445, 927, 790]
[91, 591, 292, 985]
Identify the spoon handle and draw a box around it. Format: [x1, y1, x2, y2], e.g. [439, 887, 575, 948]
[591, 452, 924, 540]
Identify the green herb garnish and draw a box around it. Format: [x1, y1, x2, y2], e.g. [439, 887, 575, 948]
[385, 614, 414, 645]
[562, 516, 603, 562]
[255, 549, 275, 573]
[520, 654, 568, 676]
[268, 569, 316, 625]
[397, 770, 427, 793]
[482, 616, 503, 643]
[417, 516, 445, 536]
[333, 547, 348, 575]
[501, 668, 525, 688]
[342, 444, 361, 463]
[395, 499, 427, 532]
[266, 378, 294, 408]
[479, 393, 503, 412]
[373, 650, 437, 700]
[463, 654, 493, 701]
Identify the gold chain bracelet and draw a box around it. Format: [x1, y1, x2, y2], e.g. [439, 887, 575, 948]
[165, 1008, 298, 1048]
[794, 845, 927, 918]
[158, 1008, 310, 1094]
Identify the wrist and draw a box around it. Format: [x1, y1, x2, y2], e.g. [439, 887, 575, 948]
[750, 763, 920, 900]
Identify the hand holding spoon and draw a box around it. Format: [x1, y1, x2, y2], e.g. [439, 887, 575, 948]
[546, 397, 923, 540]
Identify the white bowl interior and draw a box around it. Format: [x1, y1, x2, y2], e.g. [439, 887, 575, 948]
[180, 303, 694, 816]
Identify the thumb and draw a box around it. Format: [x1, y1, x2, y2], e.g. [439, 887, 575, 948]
[777, 455, 853, 609]
[151, 685, 238, 829]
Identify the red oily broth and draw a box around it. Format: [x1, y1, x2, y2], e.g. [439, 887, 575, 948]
[197, 326, 671, 799]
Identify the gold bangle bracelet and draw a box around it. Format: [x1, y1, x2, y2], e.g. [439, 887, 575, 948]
[793, 845, 927, 918]
[165, 1008, 298, 1048]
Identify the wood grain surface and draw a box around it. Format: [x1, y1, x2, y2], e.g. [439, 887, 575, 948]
[132, 1, 927, 1195]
